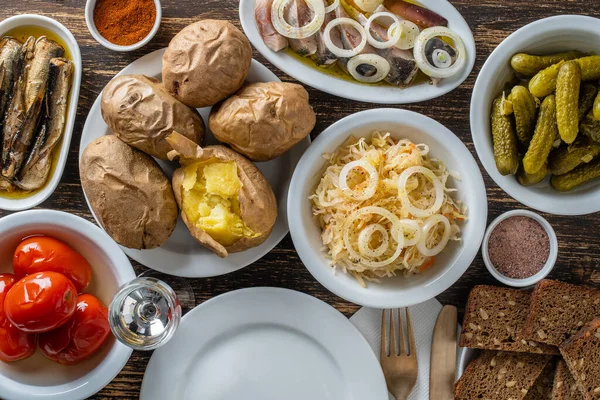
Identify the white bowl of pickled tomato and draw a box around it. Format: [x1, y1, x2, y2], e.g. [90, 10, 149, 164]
[287, 108, 488, 308]
[0, 209, 136, 400]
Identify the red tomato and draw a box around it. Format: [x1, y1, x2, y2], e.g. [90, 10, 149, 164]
[4, 271, 77, 333]
[0, 273, 37, 362]
[39, 294, 111, 365]
[13, 236, 92, 293]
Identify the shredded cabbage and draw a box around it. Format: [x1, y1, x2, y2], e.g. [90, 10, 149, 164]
[309, 132, 466, 287]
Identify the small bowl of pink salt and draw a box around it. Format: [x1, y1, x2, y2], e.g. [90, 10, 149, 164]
[482, 210, 558, 288]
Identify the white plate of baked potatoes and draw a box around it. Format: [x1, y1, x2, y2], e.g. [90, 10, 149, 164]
[79, 20, 314, 277]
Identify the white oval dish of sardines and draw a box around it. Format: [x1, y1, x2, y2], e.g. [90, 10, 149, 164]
[240, 0, 475, 104]
[0, 15, 81, 211]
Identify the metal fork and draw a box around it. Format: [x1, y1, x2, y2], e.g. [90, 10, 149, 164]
[380, 308, 418, 400]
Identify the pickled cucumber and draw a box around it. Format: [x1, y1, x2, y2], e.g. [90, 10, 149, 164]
[529, 55, 600, 98]
[510, 85, 537, 143]
[556, 61, 581, 144]
[529, 61, 564, 98]
[511, 51, 583, 76]
[551, 157, 600, 191]
[548, 138, 600, 175]
[517, 162, 548, 186]
[578, 83, 598, 121]
[594, 91, 600, 120]
[523, 95, 558, 174]
[581, 111, 600, 143]
[491, 96, 519, 175]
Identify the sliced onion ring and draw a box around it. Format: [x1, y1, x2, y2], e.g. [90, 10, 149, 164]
[416, 214, 451, 257]
[358, 223, 389, 258]
[339, 160, 379, 200]
[324, 18, 367, 58]
[343, 206, 404, 268]
[413, 26, 466, 79]
[347, 54, 391, 83]
[271, 0, 325, 40]
[399, 219, 422, 247]
[365, 12, 401, 49]
[387, 20, 420, 50]
[324, 0, 340, 13]
[397, 166, 444, 218]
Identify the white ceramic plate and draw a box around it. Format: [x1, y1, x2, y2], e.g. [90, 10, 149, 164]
[239, 0, 475, 104]
[0, 15, 81, 211]
[471, 15, 600, 215]
[80, 49, 310, 277]
[288, 109, 487, 308]
[0, 210, 135, 400]
[140, 287, 387, 400]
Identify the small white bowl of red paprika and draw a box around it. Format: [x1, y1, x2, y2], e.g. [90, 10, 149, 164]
[482, 209, 558, 288]
[85, 0, 162, 52]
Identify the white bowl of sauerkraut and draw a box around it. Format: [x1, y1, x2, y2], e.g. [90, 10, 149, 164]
[288, 108, 487, 308]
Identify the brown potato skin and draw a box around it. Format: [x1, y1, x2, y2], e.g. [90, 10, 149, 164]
[162, 20, 252, 108]
[209, 82, 316, 161]
[80, 136, 178, 250]
[172, 145, 277, 257]
[101, 74, 205, 160]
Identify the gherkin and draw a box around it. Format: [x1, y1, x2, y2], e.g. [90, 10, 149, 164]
[555, 61, 581, 144]
[523, 95, 558, 175]
[490, 96, 519, 175]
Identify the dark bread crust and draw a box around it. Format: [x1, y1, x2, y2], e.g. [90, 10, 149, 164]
[559, 318, 600, 400]
[521, 280, 600, 347]
[460, 285, 558, 354]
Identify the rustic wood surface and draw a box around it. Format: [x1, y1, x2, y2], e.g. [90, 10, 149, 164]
[1, 0, 600, 398]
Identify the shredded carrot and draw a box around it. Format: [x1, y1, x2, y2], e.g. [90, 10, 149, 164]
[419, 257, 435, 272]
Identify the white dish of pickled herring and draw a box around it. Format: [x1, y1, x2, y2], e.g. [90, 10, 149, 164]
[239, 0, 475, 104]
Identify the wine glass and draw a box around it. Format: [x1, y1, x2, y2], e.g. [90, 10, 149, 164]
[108, 272, 194, 351]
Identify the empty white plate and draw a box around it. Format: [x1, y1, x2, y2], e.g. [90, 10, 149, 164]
[140, 287, 387, 400]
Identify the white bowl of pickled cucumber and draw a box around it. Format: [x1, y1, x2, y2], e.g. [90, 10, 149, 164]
[471, 15, 600, 215]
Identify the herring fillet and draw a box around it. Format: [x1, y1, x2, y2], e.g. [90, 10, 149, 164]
[2, 36, 63, 180]
[17, 58, 73, 191]
[0, 38, 23, 134]
[255, 0, 288, 52]
[286, 0, 318, 57]
[314, 6, 340, 66]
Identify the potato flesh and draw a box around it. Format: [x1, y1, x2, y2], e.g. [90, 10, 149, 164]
[182, 160, 256, 246]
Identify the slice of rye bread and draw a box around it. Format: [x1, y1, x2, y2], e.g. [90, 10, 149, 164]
[521, 280, 600, 347]
[552, 359, 585, 400]
[455, 350, 552, 400]
[559, 317, 600, 399]
[525, 359, 556, 400]
[460, 285, 558, 354]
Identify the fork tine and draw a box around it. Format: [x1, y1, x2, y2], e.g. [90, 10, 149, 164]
[406, 308, 416, 356]
[380, 310, 387, 358]
[398, 308, 406, 355]
[390, 309, 397, 356]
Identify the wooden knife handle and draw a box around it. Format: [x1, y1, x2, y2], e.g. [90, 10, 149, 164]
[429, 305, 458, 400]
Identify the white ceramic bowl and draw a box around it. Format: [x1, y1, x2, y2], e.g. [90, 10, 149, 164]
[239, 0, 476, 104]
[481, 210, 558, 288]
[85, 0, 162, 51]
[0, 15, 82, 211]
[0, 210, 136, 400]
[471, 15, 600, 215]
[288, 109, 488, 308]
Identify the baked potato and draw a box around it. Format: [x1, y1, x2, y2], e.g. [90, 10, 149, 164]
[80, 135, 178, 249]
[101, 74, 205, 160]
[209, 82, 316, 161]
[167, 132, 277, 257]
[162, 20, 252, 108]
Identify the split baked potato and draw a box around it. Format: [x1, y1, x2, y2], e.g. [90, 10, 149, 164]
[162, 19, 252, 108]
[167, 132, 277, 257]
[209, 82, 316, 161]
[80, 135, 178, 249]
[101, 74, 205, 160]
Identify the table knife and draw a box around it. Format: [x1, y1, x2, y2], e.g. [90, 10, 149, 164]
[429, 305, 458, 400]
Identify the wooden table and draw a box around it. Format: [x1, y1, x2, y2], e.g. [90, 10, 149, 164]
[1, 0, 600, 398]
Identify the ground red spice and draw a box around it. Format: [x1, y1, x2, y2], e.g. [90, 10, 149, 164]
[487, 216, 550, 279]
[93, 0, 156, 46]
